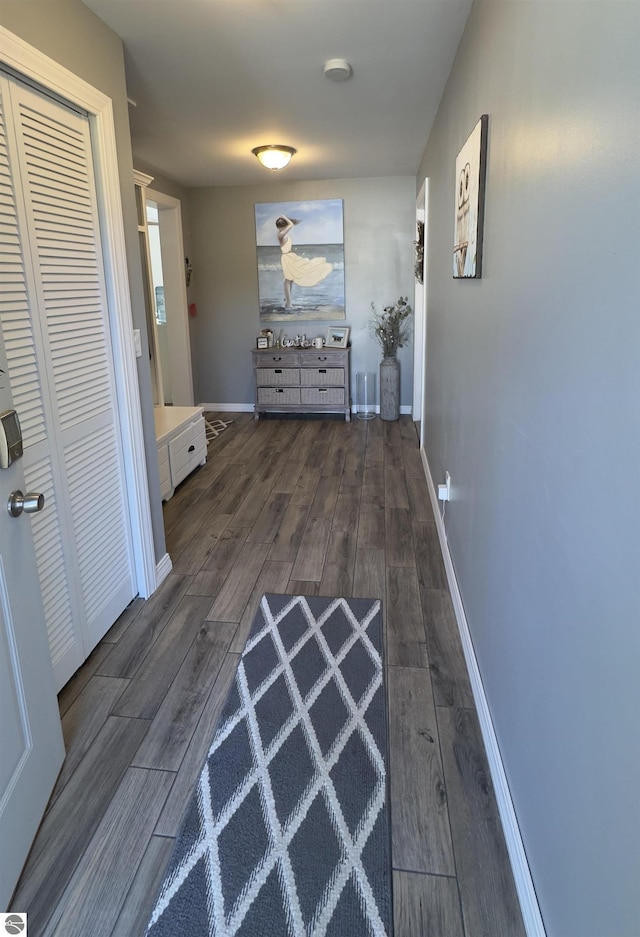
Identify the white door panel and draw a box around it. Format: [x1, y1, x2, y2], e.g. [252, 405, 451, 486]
[0, 339, 65, 908]
[0, 73, 136, 689]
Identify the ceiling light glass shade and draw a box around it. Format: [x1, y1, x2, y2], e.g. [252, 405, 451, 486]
[252, 145, 297, 170]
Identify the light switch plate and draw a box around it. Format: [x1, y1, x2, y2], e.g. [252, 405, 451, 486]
[133, 329, 142, 358]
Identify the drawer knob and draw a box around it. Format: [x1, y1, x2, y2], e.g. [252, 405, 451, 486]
[319, 368, 327, 373]
[276, 388, 284, 394]
[188, 444, 195, 452]
[275, 368, 282, 373]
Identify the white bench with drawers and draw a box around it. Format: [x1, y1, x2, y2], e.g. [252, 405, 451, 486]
[154, 405, 207, 501]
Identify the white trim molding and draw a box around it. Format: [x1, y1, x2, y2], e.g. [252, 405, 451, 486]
[420, 445, 546, 937]
[155, 552, 173, 588]
[0, 26, 157, 598]
[198, 403, 413, 417]
[133, 169, 154, 188]
[199, 402, 254, 413]
[349, 405, 410, 416]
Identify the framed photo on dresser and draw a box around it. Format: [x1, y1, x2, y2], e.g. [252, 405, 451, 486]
[326, 327, 350, 348]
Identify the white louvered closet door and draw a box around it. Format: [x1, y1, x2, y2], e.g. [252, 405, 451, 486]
[0, 73, 135, 690]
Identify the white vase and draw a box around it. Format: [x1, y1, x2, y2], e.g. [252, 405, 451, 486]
[379, 357, 400, 421]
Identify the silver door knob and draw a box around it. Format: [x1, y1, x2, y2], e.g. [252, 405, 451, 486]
[7, 490, 45, 517]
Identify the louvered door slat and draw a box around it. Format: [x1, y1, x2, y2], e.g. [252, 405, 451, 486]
[20, 106, 85, 148]
[30, 193, 93, 217]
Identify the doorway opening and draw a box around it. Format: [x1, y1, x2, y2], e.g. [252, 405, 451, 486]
[146, 200, 172, 404]
[413, 179, 428, 449]
[143, 188, 195, 407]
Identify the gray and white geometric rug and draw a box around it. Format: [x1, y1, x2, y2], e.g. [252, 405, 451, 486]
[146, 593, 392, 937]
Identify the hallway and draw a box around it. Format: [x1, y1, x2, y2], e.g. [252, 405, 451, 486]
[12, 413, 525, 936]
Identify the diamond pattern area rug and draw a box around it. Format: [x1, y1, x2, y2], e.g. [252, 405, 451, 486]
[146, 594, 392, 937]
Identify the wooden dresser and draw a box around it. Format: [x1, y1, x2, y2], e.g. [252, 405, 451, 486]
[252, 347, 351, 421]
[154, 406, 206, 501]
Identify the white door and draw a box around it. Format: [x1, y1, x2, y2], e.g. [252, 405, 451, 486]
[0, 337, 65, 908]
[0, 73, 136, 690]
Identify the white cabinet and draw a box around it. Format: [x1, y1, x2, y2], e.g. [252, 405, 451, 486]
[154, 406, 206, 500]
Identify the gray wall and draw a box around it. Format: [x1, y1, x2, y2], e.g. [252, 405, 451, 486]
[417, 2, 640, 934]
[186, 177, 415, 410]
[0, 0, 166, 562]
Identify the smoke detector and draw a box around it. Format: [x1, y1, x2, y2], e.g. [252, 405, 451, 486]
[323, 59, 352, 81]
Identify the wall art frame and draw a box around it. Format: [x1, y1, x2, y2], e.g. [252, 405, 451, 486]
[326, 326, 350, 348]
[255, 198, 345, 321]
[453, 114, 488, 279]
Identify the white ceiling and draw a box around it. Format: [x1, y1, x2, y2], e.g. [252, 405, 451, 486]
[82, 0, 472, 188]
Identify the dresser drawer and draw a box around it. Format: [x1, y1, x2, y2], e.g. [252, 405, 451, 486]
[300, 367, 344, 387]
[169, 416, 206, 485]
[258, 387, 301, 406]
[301, 387, 345, 406]
[253, 351, 300, 367]
[300, 351, 348, 368]
[256, 367, 300, 386]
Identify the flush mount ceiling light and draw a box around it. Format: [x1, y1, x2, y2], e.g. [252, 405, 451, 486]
[251, 145, 297, 171]
[323, 58, 352, 81]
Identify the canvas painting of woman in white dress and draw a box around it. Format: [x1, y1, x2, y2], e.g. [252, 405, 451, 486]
[255, 199, 345, 321]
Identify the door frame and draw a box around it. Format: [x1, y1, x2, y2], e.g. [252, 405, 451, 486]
[0, 26, 157, 598]
[146, 187, 195, 406]
[412, 179, 428, 447]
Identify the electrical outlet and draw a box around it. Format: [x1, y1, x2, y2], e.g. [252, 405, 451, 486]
[438, 471, 452, 502]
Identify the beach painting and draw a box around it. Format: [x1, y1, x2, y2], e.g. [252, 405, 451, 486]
[255, 199, 345, 321]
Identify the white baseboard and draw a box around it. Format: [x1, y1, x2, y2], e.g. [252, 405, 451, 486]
[349, 405, 413, 415]
[155, 551, 173, 588]
[199, 402, 413, 416]
[198, 403, 253, 413]
[420, 447, 546, 937]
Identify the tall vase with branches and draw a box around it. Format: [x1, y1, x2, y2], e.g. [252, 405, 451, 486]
[368, 297, 413, 421]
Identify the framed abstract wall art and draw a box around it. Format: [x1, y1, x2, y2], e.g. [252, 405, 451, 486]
[453, 115, 488, 279]
[255, 198, 345, 321]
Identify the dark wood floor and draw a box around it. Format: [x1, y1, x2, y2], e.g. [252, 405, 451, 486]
[12, 413, 526, 937]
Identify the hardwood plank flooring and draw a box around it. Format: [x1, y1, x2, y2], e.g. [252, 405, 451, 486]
[393, 870, 465, 937]
[438, 706, 527, 937]
[131, 619, 236, 770]
[154, 653, 240, 838]
[11, 413, 525, 936]
[41, 767, 174, 937]
[388, 666, 455, 875]
[110, 835, 174, 937]
[386, 566, 428, 667]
